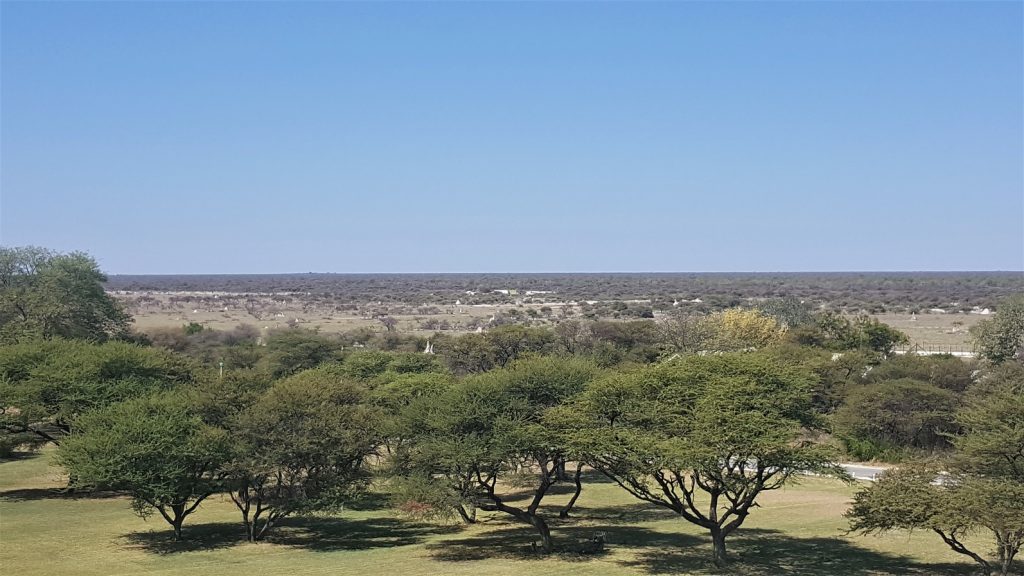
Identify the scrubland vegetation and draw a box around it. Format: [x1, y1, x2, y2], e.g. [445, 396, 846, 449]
[2, 247, 1023, 575]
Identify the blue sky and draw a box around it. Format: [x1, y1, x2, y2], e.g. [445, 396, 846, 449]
[1, 2, 1021, 274]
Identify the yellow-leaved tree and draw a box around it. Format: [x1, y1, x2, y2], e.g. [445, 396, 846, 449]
[701, 308, 785, 351]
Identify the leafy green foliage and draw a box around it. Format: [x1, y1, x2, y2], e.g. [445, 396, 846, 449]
[187, 369, 272, 429]
[952, 363, 1024, 481]
[791, 312, 908, 355]
[261, 329, 343, 378]
[341, 350, 443, 381]
[863, 353, 976, 393]
[0, 246, 132, 343]
[394, 357, 599, 551]
[972, 294, 1024, 364]
[432, 325, 555, 375]
[148, 324, 263, 371]
[226, 366, 380, 541]
[0, 339, 194, 442]
[834, 379, 959, 459]
[567, 353, 843, 566]
[58, 392, 230, 539]
[848, 363, 1024, 575]
[848, 465, 1024, 576]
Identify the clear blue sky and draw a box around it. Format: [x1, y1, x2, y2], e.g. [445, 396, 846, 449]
[2, 1, 1022, 274]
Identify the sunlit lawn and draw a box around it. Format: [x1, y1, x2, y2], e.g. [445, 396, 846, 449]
[0, 448, 978, 576]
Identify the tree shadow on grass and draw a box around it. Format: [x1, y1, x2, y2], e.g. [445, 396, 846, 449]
[124, 515, 461, 555]
[0, 449, 46, 463]
[568, 501, 678, 525]
[341, 490, 393, 512]
[425, 520, 702, 563]
[620, 528, 977, 576]
[270, 516, 461, 552]
[0, 487, 126, 502]
[123, 522, 244, 554]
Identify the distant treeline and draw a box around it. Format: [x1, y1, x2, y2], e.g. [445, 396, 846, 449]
[106, 272, 1024, 313]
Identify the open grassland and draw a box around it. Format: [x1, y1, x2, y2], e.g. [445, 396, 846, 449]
[128, 300, 986, 349]
[126, 295, 511, 336]
[873, 312, 985, 351]
[0, 450, 982, 576]
[123, 290, 988, 350]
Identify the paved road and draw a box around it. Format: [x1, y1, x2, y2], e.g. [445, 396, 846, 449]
[838, 463, 889, 482]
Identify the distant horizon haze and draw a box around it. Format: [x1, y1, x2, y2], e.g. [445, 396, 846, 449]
[101, 270, 1024, 278]
[2, 2, 1022, 274]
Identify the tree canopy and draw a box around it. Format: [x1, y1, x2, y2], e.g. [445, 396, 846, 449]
[58, 391, 230, 540]
[0, 246, 131, 343]
[565, 353, 843, 566]
[394, 357, 598, 551]
[847, 364, 1024, 575]
[972, 294, 1024, 365]
[0, 339, 194, 444]
[226, 366, 380, 541]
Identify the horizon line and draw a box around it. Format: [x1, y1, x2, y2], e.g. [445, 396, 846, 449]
[105, 270, 1024, 276]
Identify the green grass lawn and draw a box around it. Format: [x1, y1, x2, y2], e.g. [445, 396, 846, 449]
[0, 449, 979, 576]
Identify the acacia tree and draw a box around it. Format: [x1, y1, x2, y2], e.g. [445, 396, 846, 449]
[0, 246, 131, 343]
[847, 364, 1024, 575]
[0, 339, 194, 445]
[972, 294, 1024, 365]
[226, 366, 379, 541]
[795, 312, 908, 356]
[396, 357, 597, 552]
[700, 308, 786, 351]
[848, 465, 1023, 576]
[370, 371, 451, 457]
[567, 353, 842, 566]
[833, 378, 960, 459]
[58, 392, 230, 540]
[260, 329, 343, 379]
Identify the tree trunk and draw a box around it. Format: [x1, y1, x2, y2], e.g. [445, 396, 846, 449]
[998, 541, 1017, 576]
[456, 503, 477, 524]
[527, 513, 553, 553]
[481, 502, 554, 553]
[555, 461, 570, 482]
[559, 464, 584, 519]
[254, 519, 271, 541]
[711, 528, 727, 567]
[935, 529, 991, 575]
[242, 507, 255, 542]
[231, 485, 257, 542]
[171, 503, 189, 541]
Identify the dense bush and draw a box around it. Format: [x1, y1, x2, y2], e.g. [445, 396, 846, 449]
[834, 379, 960, 460]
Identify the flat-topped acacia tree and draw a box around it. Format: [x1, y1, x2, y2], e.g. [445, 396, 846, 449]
[395, 357, 597, 552]
[564, 353, 843, 567]
[58, 391, 230, 540]
[226, 366, 380, 542]
[848, 364, 1024, 576]
[0, 339, 194, 445]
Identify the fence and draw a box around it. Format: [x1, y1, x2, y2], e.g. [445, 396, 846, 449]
[893, 343, 977, 358]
